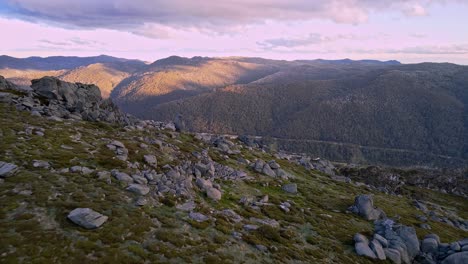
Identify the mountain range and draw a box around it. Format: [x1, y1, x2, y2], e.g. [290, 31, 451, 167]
[1, 55, 466, 168]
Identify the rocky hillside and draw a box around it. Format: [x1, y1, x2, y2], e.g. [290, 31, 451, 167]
[0, 76, 467, 263]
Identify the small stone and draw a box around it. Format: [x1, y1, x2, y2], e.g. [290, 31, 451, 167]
[67, 208, 108, 229]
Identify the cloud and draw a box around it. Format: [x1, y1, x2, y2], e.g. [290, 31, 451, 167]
[350, 44, 468, 55]
[1, 0, 460, 37]
[258, 33, 366, 49]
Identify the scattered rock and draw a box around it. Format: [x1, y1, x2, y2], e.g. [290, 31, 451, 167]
[126, 184, 150, 195]
[176, 201, 196, 211]
[67, 208, 108, 229]
[282, 183, 297, 194]
[0, 161, 18, 178]
[189, 212, 209, 222]
[206, 187, 222, 201]
[144, 155, 157, 167]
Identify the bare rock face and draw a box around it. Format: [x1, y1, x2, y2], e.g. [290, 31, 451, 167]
[67, 208, 108, 229]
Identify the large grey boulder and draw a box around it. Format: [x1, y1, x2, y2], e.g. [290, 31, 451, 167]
[421, 237, 438, 254]
[441, 252, 468, 264]
[395, 225, 420, 260]
[349, 195, 386, 221]
[67, 208, 108, 229]
[0, 161, 18, 178]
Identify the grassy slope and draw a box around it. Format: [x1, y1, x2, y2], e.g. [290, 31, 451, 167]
[0, 103, 466, 263]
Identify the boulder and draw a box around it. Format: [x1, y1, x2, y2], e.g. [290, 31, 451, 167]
[189, 212, 209, 222]
[355, 242, 377, 259]
[0, 161, 18, 178]
[143, 155, 157, 167]
[370, 239, 386, 260]
[282, 183, 298, 194]
[262, 164, 276, 177]
[421, 238, 438, 254]
[384, 248, 402, 264]
[67, 208, 108, 229]
[195, 178, 212, 190]
[441, 252, 468, 264]
[354, 233, 369, 243]
[206, 187, 222, 201]
[126, 184, 150, 195]
[112, 171, 133, 183]
[374, 233, 388, 248]
[349, 195, 385, 221]
[395, 225, 420, 260]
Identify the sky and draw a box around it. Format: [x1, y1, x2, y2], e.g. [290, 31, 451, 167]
[0, 0, 468, 64]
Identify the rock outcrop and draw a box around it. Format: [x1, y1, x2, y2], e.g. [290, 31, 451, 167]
[1, 75, 135, 125]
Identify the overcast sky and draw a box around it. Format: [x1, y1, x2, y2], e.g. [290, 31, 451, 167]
[1, 0, 467, 64]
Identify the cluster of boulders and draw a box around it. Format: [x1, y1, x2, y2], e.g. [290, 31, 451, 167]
[0, 75, 136, 125]
[418, 235, 468, 264]
[414, 200, 468, 231]
[351, 195, 468, 264]
[338, 165, 468, 198]
[251, 159, 290, 179]
[106, 140, 129, 161]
